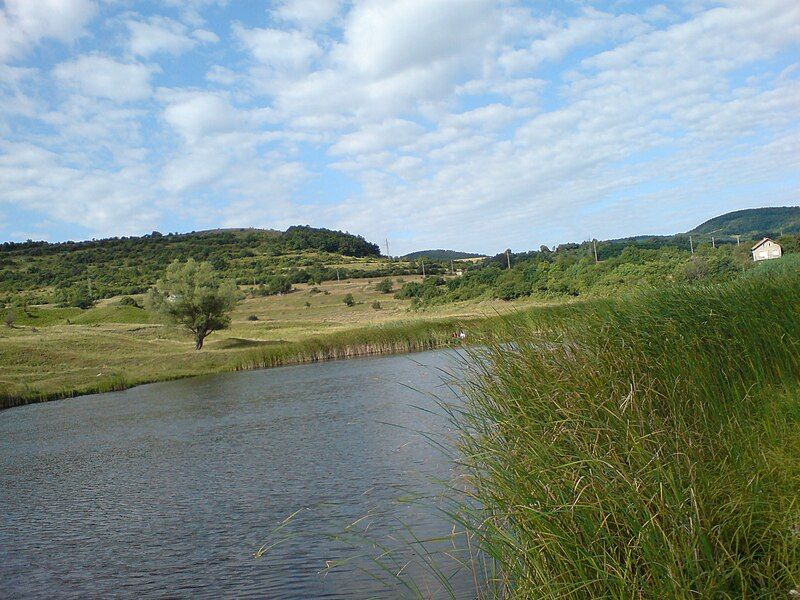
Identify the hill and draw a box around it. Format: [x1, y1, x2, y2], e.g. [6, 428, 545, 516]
[689, 206, 800, 237]
[0, 226, 386, 301]
[403, 249, 484, 260]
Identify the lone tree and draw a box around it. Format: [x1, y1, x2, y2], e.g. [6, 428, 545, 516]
[147, 259, 238, 350]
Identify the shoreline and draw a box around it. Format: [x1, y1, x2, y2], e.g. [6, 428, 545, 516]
[0, 318, 475, 411]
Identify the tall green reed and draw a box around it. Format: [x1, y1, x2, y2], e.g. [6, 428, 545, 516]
[449, 264, 800, 598]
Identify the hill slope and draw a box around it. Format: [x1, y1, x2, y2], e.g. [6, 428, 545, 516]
[690, 206, 800, 236]
[0, 226, 384, 299]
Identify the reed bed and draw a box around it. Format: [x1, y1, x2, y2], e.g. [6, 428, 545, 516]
[449, 263, 800, 598]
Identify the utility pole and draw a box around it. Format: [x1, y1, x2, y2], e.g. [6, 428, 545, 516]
[450, 260, 454, 275]
[384, 238, 390, 258]
[592, 239, 599, 264]
[689, 236, 694, 256]
[506, 249, 512, 270]
[421, 259, 426, 278]
[712, 236, 715, 249]
[336, 269, 340, 282]
[735, 234, 740, 247]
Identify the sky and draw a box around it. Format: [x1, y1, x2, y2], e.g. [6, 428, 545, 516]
[0, 0, 798, 255]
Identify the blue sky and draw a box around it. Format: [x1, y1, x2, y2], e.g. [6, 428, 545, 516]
[0, 0, 798, 254]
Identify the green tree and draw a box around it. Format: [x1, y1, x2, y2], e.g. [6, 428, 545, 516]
[147, 259, 239, 350]
[343, 293, 355, 307]
[4, 307, 16, 328]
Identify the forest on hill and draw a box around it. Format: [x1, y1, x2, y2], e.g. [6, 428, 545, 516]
[0, 226, 385, 303]
[689, 206, 800, 236]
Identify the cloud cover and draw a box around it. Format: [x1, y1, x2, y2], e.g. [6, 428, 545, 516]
[0, 0, 798, 252]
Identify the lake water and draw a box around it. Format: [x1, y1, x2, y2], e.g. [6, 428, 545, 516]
[0, 350, 477, 599]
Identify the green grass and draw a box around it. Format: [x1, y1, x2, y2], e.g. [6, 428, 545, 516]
[0, 276, 546, 408]
[448, 261, 800, 598]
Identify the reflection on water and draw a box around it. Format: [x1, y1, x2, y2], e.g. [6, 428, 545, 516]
[0, 350, 476, 599]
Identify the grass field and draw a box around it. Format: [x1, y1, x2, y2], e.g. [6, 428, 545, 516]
[0, 276, 550, 407]
[448, 258, 800, 597]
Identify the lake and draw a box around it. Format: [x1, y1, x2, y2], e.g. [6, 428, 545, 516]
[0, 350, 477, 599]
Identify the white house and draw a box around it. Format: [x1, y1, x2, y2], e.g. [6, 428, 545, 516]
[751, 238, 782, 262]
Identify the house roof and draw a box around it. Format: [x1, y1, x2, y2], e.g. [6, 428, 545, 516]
[751, 237, 774, 251]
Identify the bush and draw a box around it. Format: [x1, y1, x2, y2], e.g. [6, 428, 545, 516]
[343, 293, 356, 307]
[118, 296, 141, 308]
[258, 275, 292, 296]
[375, 278, 393, 294]
[371, 301, 381, 310]
[246, 314, 259, 321]
[57, 284, 95, 309]
[4, 307, 16, 328]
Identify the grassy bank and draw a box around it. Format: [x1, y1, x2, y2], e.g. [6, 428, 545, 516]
[451, 259, 800, 597]
[0, 317, 472, 409]
[1, 275, 550, 409]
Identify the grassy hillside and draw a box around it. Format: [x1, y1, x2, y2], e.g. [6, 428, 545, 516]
[0, 225, 398, 302]
[402, 249, 485, 260]
[690, 206, 800, 236]
[452, 256, 800, 597]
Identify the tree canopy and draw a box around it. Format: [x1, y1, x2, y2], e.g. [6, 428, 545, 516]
[147, 259, 239, 350]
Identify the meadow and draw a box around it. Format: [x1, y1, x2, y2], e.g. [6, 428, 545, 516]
[447, 255, 800, 597]
[0, 275, 545, 408]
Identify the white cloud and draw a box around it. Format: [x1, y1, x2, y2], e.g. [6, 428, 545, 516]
[0, 0, 97, 62]
[499, 8, 650, 74]
[272, 0, 344, 29]
[330, 119, 425, 155]
[126, 16, 197, 57]
[336, 0, 497, 78]
[192, 29, 219, 44]
[162, 93, 241, 142]
[234, 24, 322, 73]
[53, 55, 154, 102]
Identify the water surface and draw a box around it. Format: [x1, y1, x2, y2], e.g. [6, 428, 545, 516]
[1, 350, 475, 599]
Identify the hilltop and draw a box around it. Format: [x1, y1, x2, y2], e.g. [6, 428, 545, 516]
[0, 226, 385, 301]
[689, 206, 800, 237]
[403, 249, 485, 260]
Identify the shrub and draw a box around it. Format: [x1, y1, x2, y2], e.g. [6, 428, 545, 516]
[4, 307, 16, 328]
[343, 293, 356, 307]
[371, 301, 381, 310]
[375, 278, 393, 294]
[246, 314, 259, 321]
[118, 296, 141, 308]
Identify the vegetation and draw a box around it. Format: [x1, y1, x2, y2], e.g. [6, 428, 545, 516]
[397, 235, 800, 306]
[1, 274, 521, 408]
[0, 225, 384, 302]
[450, 257, 800, 597]
[375, 278, 394, 294]
[343, 293, 356, 307]
[690, 206, 800, 236]
[146, 259, 239, 350]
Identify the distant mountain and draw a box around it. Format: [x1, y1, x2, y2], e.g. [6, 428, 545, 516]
[402, 249, 485, 260]
[689, 206, 800, 237]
